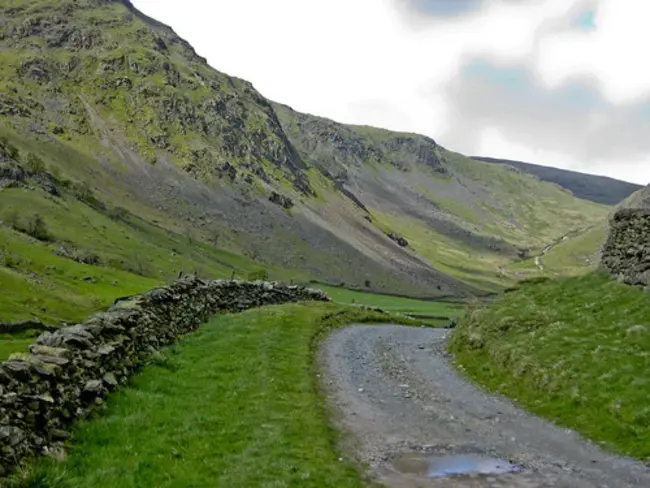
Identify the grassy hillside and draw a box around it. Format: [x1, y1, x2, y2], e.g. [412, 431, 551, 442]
[0, 0, 620, 325]
[0, 136, 291, 326]
[0, 0, 478, 300]
[529, 183, 650, 278]
[275, 104, 611, 288]
[9, 303, 416, 488]
[473, 156, 642, 206]
[450, 272, 650, 459]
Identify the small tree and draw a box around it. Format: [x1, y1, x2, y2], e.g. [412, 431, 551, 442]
[6, 210, 20, 230]
[75, 182, 94, 203]
[1, 248, 21, 269]
[108, 206, 129, 222]
[26, 153, 46, 174]
[25, 214, 52, 241]
[49, 165, 62, 181]
[247, 269, 269, 281]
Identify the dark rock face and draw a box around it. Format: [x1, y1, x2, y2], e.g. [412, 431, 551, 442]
[0, 162, 26, 189]
[601, 209, 650, 285]
[0, 277, 329, 477]
[387, 232, 409, 248]
[273, 102, 447, 175]
[269, 191, 294, 209]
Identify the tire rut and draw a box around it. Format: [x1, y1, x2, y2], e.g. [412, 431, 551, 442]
[319, 325, 650, 487]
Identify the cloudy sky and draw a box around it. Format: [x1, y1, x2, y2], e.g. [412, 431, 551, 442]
[132, 0, 650, 185]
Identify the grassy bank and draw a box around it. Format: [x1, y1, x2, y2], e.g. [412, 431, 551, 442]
[450, 272, 650, 460]
[11, 302, 416, 488]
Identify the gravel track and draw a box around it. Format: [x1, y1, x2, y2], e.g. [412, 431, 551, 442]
[320, 325, 650, 487]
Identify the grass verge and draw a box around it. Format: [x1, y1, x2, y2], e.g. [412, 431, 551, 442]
[10, 302, 418, 488]
[449, 272, 650, 461]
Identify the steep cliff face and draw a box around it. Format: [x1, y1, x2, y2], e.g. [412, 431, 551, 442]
[1, 0, 310, 192]
[0, 0, 616, 307]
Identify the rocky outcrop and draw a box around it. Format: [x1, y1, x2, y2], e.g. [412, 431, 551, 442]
[268, 191, 294, 209]
[387, 232, 409, 248]
[601, 208, 650, 285]
[0, 277, 329, 477]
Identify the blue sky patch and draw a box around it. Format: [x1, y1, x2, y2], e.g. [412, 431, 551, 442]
[410, 0, 482, 17]
[574, 10, 597, 30]
[555, 83, 607, 111]
[640, 102, 650, 119]
[462, 59, 609, 112]
[462, 61, 528, 90]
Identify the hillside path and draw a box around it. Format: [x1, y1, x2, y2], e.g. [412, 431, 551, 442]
[320, 325, 650, 487]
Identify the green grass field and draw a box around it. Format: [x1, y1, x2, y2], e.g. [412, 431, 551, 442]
[316, 284, 463, 317]
[10, 303, 416, 488]
[450, 272, 650, 460]
[315, 284, 465, 327]
[0, 334, 35, 361]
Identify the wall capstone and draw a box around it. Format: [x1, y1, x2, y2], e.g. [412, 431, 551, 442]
[601, 208, 650, 286]
[0, 277, 329, 477]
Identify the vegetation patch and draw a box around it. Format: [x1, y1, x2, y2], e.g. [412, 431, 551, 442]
[316, 284, 464, 326]
[0, 333, 37, 361]
[450, 272, 650, 460]
[9, 303, 416, 488]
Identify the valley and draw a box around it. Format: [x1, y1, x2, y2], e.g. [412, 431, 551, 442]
[1, 1, 649, 487]
[0, 0, 623, 332]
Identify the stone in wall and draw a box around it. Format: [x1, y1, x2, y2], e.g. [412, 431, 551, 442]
[601, 208, 650, 286]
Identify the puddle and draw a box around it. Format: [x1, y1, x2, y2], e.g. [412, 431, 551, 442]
[391, 452, 520, 478]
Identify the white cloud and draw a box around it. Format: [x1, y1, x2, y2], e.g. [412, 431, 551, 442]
[536, 0, 650, 104]
[479, 127, 648, 185]
[131, 0, 650, 185]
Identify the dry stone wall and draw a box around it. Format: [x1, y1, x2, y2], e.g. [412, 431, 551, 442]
[0, 277, 329, 476]
[601, 208, 650, 285]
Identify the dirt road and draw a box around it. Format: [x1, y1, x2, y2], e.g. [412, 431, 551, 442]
[320, 325, 650, 487]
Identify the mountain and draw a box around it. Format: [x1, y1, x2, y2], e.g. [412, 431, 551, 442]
[0, 0, 611, 323]
[473, 157, 642, 206]
[619, 184, 650, 210]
